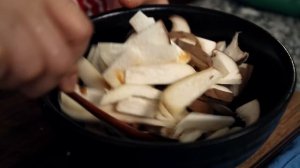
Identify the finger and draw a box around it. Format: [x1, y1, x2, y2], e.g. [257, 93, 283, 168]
[15, 8, 78, 95]
[19, 59, 77, 98]
[0, 46, 7, 80]
[21, 16, 78, 97]
[119, 0, 169, 8]
[21, 63, 78, 98]
[0, 24, 45, 89]
[146, 0, 169, 4]
[59, 73, 78, 93]
[59, 65, 78, 92]
[45, 0, 93, 58]
[119, 0, 144, 8]
[19, 74, 59, 98]
[0, 2, 76, 90]
[34, 14, 77, 80]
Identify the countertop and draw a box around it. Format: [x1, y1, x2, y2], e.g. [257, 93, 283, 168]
[188, 0, 300, 90]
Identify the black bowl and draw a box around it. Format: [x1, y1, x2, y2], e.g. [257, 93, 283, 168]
[42, 5, 296, 168]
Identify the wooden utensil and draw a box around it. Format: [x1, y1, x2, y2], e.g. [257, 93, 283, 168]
[66, 92, 156, 141]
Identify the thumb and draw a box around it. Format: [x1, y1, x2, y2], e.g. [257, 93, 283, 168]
[59, 65, 78, 93]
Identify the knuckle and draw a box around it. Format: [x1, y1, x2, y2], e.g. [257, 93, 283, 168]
[19, 60, 44, 82]
[49, 52, 74, 77]
[72, 21, 93, 43]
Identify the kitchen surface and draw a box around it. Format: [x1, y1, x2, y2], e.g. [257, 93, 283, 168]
[0, 0, 299, 168]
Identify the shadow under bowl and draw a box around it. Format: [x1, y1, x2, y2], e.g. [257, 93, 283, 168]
[41, 5, 296, 168]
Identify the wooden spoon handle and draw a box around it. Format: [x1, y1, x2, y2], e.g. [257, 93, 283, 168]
[66, 92, 156, 140]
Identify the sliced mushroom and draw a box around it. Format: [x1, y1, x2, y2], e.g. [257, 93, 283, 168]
[100, 105, 175, 127]
[160, 127, 176, 139]
[74, 85, 105, 105]
[229, 63, 253, 96]
[239, 63, 253, 84]
[175, 39, 211, 70]
[156, 112, 171, 121]
[129, 10, 155, 32]
[236, 99, 260, 126]
[125, 63, 196, 85]
[218, 75, 242, 85]
[196, 36, 217, 56]
[158, 102, 176, 121]
[102, 47, 141, 88]
[160, 68, 222, 120]
[136, 42, 191, 64]
[224, 32, 249, 64]
[69, 11, 257, 143]
[86, 44, 107, 72]
[97, 42, 124, 66]
[169, 15, 191, 33]
[215, 41, 226, 51]
[86, 45, 97, 66]
[77, 57, 108, 90]
[116, 97, 159, 118]
[126, 20, 170, 46]
[86, 44, 108, 72]
[212, 50, 242, 85]
[212, 50, 239, 75]
[100, 84, 161, 105]
[172, 42, 192, 64]
[169, 31, 212, 69]
[204, 85, 234, 103]
[59, 92, 99, 122]
[206, 127, 230, 140]
[228, 85, 240, 97]
[103, 43, 190, 88]
[126, 32, 137, 42]
[209, 102, 234, 116]
[187, 99, 213, 114]
[228, 127, 243, 134]
[179, 129, 203, 143]
[169, 31, 198, 45]
[122, 20, 188, 69]
[169, 31, 216, 56]
[174, 112, 235, 137]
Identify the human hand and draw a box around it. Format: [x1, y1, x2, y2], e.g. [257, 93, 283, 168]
[75, 0, 168, 15]
[0, 0, 93, 98]
[119, 0, 169, 8]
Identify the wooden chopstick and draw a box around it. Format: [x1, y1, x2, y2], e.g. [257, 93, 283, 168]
[66, 92, 156, 140]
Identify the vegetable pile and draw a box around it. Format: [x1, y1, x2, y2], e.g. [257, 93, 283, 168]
[59, 11, 260, 143]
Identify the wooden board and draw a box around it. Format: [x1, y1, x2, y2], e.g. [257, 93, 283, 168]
[238, 91, 300, 167]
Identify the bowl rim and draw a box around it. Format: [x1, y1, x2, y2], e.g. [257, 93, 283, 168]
[44, 4, 297, 148]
